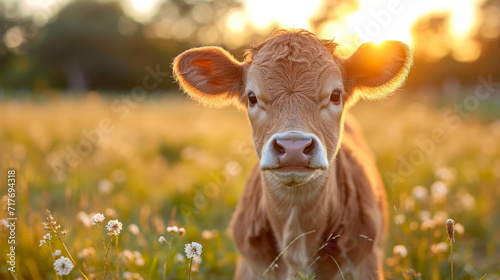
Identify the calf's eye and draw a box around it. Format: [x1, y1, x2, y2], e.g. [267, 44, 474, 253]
[248, 92, 258, 106]
[330, 89, 342, 105]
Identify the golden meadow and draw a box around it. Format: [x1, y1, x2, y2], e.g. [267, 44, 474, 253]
[1, 89, 500, 279]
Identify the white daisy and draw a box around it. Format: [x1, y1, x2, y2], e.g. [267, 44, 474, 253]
[184, 242, 202, 259]
[91, 213, 105, 225]
[106, 219, 123, 236]
[54, 256, 74, 275]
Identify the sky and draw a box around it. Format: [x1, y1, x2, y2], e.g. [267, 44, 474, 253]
[6, 0, 487, 62]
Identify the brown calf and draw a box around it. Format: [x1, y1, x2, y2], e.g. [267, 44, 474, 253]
[173, 29, 412, 279]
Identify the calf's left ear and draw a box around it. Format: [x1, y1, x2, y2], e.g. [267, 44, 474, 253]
[344, 41, 413, 105]
[173, 47, 244, 108]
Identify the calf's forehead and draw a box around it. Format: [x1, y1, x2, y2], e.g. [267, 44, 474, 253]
[244, 32, 343, 100]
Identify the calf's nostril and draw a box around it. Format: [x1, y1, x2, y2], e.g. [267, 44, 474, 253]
[273, 139, 286, 155]
[303, 139, 315, 155]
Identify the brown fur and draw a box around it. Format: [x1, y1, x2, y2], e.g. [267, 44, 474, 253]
[173, 29, 412, 279]
[232, 115, 388, 279]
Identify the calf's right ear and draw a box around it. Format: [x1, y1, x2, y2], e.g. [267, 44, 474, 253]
[173, 47, 245, 108]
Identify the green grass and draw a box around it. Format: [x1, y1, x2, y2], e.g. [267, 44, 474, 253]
[0, 90, 499, 279]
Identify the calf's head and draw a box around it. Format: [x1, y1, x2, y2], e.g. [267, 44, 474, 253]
[173, 30, 412, 187]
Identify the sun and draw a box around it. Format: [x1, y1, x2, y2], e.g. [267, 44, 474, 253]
[123, 0, 161, 23]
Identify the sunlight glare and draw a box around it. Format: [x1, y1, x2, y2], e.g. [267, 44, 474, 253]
[244, 0, 321, 30]
[124, 0, 161, 23]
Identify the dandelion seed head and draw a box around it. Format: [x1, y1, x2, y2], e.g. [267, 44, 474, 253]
[91, 213, 105, 225]
[106, 219, 123, 236]
[184, 242, 202, 259]
[54, 256, 74, 276]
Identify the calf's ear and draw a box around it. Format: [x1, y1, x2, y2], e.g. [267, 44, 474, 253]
[344, 41, 413, 106]
[173, 47, 244, 107]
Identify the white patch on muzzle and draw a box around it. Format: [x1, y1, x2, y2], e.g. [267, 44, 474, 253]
[260, 131, 328, 186]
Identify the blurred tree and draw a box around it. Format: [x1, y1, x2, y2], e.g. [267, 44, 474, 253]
[1, 0, 191, 93]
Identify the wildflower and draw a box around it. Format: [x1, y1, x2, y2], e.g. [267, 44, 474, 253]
[54, 250, 61, 257]
[433, 211, 448, 224]
[123, 271, 143, 280]
[158, 236, 166, 244]
[184, 242, 202, 259]
[431, 181, 448, 201]
[128, 224, 140, 235]
[421, 219, 435, 231]
[42, 221, 51, 230]
[106, 219, 123, 236]
[393, 245, 408, 258]
[412, 185, 428, 201]
[43, 233, 52, 240]
[201, 230, 214, 240]
[39, 240, 46, 247]
[98, 179, 113, 194]
[178, 227, 186, 236]
[77, 247, 96, 260]
[435, 167, 455, 182]
[174, 253, 186, 263]
[91, 213, 105, 225]
[431, 242, 448, 254]
[54, 256, 74, 275]
[77, 212, 92, 228]
[133, 251, 145, 266]
[61, 229, 68, 235]
[105, 208, 118, 219]
[457, 190, 476, 210]
[393, 214, 406, 225]
[455, 223, 465, 236]
[193, 256, 202, 265]
[446, 219, 455, 242]
[120, 250, 135, 263]
[167, 226, 179, 234]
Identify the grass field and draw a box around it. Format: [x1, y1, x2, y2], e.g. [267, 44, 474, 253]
[1, 89, 499, 279]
